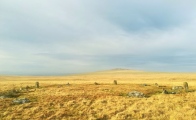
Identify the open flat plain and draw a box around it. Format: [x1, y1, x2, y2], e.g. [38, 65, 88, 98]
[0, 69, 196, 120]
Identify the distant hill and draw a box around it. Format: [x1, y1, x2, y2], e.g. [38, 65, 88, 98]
[110, 68, 130, 71]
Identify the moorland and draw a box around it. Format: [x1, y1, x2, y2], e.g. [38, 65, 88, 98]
[0, 69, 196, 120]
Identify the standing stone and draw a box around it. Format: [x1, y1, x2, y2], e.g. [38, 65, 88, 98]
[35, 82, 39, 88]
[94, 82, 99, 85]
[155, 83, 158, 86]
[66, 82, 70, 86]
[26, 86, 30, 91]
[183, 82, 188, 92]
[162, 89, 168, 94]
[113, 80, 117, 85]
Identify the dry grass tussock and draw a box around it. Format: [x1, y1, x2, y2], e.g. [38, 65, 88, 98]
[0, 70, 196, 120]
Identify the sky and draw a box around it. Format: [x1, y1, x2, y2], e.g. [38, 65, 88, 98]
[1, 0, 196, 75]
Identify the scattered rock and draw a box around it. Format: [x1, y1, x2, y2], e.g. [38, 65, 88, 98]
[94, 82, 99, 85]
[155, 83, 159, 87]
[142, 84, 147, 86]
[19, 87, 23, 91]
[162, 89, 169, 94]
[26, 86, 30, 91]
[13, 98, 30, 104]
[128, 91, 145, 98]
[0, 96, 7, 99]
[66, 83, 70, 86]
[172, 86, 183, 90]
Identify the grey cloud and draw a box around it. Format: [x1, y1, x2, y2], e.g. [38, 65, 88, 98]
[89, 0, 196, 32]
[1, 0, 196, 75]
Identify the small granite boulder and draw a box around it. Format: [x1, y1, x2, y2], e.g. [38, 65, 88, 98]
[142, 84, 147, 86]
[172, 86, 183, 90]
[0, 96, 7, 99]
[13, 98, 30, 104]
[128, 91, 145, 98]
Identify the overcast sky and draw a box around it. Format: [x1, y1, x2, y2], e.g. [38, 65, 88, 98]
[1, 0, 196, 75]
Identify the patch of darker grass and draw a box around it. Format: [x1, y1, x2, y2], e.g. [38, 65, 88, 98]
[118, 92, 127, 97]
[0, 89, 21, 98]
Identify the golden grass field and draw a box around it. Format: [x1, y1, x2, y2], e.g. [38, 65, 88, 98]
[0, 69, 196, 120]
